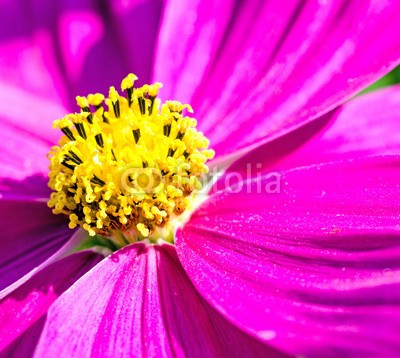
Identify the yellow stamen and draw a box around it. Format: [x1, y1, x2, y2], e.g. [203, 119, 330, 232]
[48, 73, 214, 242]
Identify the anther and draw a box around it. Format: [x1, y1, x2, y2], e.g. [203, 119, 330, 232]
[76, 96, 93, 123]
[168, 148, 176, 157]
[125, 87, 133, 106]
[132, 129, 141, 143]
[61, 160, 75, 170]
[91, 175, 105, 186]
[74, 122, 87, 139]
[148, 96, 156, 115]
[138, 97, 146, 115]
[121, 73, 138, 107]
[111, 149, 117, 161]
[109, 86, 121, 118]
[68, 150, 83, 164]
[95, 134, 104, 148]
[61, 127, 75, 141]
[163, 124, 171, 137]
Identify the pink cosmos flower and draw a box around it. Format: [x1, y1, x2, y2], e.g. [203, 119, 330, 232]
[1, 1, 400, 357]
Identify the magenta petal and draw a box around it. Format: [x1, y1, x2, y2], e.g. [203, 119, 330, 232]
[0, 0, 142, 108]
[107, 0, 164, 85]
[0, 251, 102, 353]
[0, 175, 72, 290]
[155, 1, 400, 159]
[0, 121, 53, 180]
[153, 0, 235, 102]
[228, 86, 400, 177]
[55, 2, 133, 97]
[273, 85, 400, 167]
[35, 243, 284, 357]
[177, 156, 400, 356]
[0, 3, 69, 143]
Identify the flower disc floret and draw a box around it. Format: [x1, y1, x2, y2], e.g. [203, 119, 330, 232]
[48, 74, 214, 241]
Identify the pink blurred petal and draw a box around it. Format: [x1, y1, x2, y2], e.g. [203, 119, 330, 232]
[107, 0, 164, 84]
[0, 251, 102, 353]
[155, 1, 400, 159]
[0, 121, 53, 180]
[221, 86, 400, 184]
[0, 40, 68, 148]
[0, 0, 150, 108]
[153, 0, 235, 101]
[177, 156, 400, 356]
[0, 29, 68, 114]
[0, 175, 75, 291]
[54, 2, 131, 97]
[58, 10, 105, 85]
[273, 85, 400, 168]
[35, 243, 284, 357]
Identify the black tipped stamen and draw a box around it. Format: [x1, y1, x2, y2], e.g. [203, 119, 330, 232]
[68, 151, 83, 164]
[112, 100, 121, 118]
[75, 123, 87, 139]
[91, 175, 105, 186]
[183, 151, 190, 159]
[168, 148, 176, 157]
[148, 95, 156, 115]
[95, 134, 104, 148]
[126, 87, 133, 106]
[132, 129, 141, 144]
[86, 113, 93, 124]
[95, 106, 108, 123]
[163, 124, 171, 137]
[176, 132, 184, 140]
[61, 127, 75, 141]
[81, 106, 93, 124]
[138, 97, 146, 115]
[64, 155, 79, 166]
[61, 160, 76, 170]
[142, 161, 148, 168]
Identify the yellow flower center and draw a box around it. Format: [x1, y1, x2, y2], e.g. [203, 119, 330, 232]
[48, 74, 214, 243]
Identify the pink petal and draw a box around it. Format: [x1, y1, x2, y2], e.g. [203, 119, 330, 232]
[153, 0, 235, 101]
[177, 156, 400, 356]
[55, 3, 131, 97]
[0, 175, 71, 290]
[1, 317, 46, 358]
[0, 251, 102, 354]
[225, 86, 400, 178]
[36, 243, 284, 357]
[274, 85, 400, 167]
[0, 8, 69, 142]
[154, 1, 400, 159]
[107, 0, 164, 84]
[0, 121, 53, 180]
[0, 0, 149, 110]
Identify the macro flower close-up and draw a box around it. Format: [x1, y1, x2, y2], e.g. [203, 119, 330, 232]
[1, 1, 400, 357]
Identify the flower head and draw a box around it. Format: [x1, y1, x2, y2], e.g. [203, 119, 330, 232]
[48, 74, 213, 241]
[1, 1, 400, 357]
